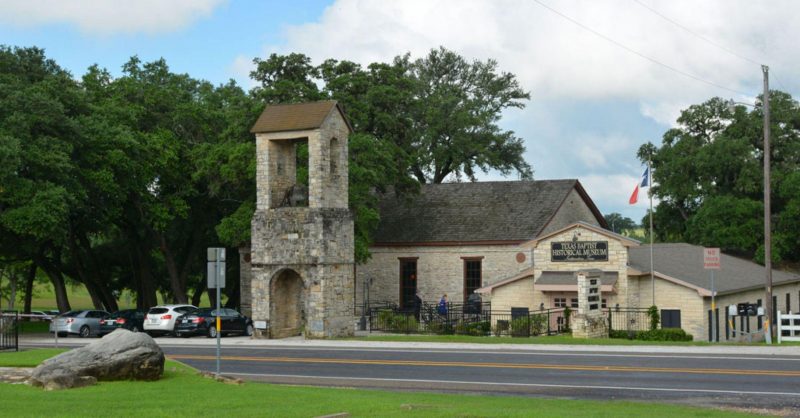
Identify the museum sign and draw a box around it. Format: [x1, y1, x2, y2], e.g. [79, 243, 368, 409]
[551, 241, 608, 262]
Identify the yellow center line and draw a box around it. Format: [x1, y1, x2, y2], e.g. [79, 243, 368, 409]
[167, 354, 800, 377]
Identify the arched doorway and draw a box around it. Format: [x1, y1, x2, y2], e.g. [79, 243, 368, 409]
[270, 269, 305, 338]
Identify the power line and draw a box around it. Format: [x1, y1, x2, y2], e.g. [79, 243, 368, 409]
[632, 0, 762, 66]
[531, 0, 752, 97]
[633, 0, 794, 96]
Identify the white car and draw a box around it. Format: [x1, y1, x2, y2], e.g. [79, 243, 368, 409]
[143, 304, 197, 336]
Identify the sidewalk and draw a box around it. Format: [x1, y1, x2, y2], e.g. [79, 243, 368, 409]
[19, 332, 800, 356]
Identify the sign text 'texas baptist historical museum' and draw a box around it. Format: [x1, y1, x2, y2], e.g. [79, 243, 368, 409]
[551, 241, 609, 262]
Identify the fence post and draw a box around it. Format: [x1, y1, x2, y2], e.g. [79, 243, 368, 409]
[547, 309, 551, 335]
[778, 311, 782, 344]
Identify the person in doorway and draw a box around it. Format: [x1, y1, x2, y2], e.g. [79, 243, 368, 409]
[437, 294, 448, 316]
[413, 290, 423, 321]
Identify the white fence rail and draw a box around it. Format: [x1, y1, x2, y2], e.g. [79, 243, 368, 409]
[777, 311, 800, 343]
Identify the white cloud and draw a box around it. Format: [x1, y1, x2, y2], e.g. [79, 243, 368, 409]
[0, 0, 226, 35]
[264, 0, 797, 112]
[240, 0, 797, 216]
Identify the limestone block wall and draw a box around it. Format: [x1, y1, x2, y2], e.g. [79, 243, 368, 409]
[315, 109, 349, 209]
[490, 276, 536, 312]
[631, 275, 706, 340]
[538, 188, 602, 236]
[532, 226, 632, 307]
[250, 207, 355, 338]
[238, 245, 252, 318]
[357, 244, 532, 307]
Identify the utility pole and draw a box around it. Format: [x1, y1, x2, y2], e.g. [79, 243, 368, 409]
[762, 65, 773, 345]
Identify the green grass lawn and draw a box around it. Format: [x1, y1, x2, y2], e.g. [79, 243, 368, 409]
[0, 349, 759, 417]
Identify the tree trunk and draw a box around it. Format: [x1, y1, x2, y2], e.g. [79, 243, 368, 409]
[83, 280, 105, 310]
[133, 243, 158, 309]
[158, 233, 188, 304]
[23, 263, 35, 313]
[41, 266, 71, 313]
[190, 279, 206, 307]
[76, 234, 119, 312]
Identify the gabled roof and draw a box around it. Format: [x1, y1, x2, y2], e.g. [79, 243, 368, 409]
[373, 180, 605, 245]
[521, 221, 640, 248]
[250, 100, 354, 134]
[628, 243, 800, 295]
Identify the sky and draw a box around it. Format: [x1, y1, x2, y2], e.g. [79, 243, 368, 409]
[1, 0, 797, 222]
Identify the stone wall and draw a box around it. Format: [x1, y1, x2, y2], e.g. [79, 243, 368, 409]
[238, 245, 252, 318]
[250, 207, 354, 338]
[538, 188, 602, 236]
[572, 271, 608, 338]
[490, 276, 536, 312]
[357, 244, 532, 307]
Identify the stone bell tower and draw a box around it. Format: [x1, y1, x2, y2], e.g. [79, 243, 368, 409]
[248, 101, 355, 338]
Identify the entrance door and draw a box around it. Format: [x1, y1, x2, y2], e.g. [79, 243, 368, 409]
[270, 269, 304, 338]
[399, 259, 417, 310]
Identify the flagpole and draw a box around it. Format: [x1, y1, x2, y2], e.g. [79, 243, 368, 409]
[649, 159, 654, 306]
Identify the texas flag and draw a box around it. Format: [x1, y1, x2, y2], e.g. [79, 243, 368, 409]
[628, 167, 650, 205]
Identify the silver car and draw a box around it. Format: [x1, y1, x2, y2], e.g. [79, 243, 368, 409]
[49, 310, 110, 338]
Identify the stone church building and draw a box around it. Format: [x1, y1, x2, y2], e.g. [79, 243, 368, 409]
[242, 101, 800, 341]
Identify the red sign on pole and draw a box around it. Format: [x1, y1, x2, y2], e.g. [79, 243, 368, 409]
[704, 247, 721, 270]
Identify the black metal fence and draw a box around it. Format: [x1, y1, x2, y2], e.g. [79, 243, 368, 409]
[368, 302, 567, 337]
[0, 313, 19, 352]
[607, 307, 652, 333]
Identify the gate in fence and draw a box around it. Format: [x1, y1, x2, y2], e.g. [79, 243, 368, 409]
[606, 307, 652, 335]
[0, 313, 19, 352]
[778, 311, 800, 344]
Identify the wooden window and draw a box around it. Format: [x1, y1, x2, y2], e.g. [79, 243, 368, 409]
[661, 309, 681, 329]
[786, 293, 791, 313]
[570, 298, 579, 308]
[601, 299, 607, 309]
[399, 258, 418, 310]
[554, 297, 566, 308]
[463, 258, 482, 303]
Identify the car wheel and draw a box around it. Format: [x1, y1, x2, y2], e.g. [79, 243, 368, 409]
[207, 325, 217, 338]
[57, 331, 68, 338]
[245, 324, 254, 337]
[79, 326, 91, 338]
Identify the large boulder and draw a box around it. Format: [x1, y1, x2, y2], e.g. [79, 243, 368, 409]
[29, 329, 164, 390]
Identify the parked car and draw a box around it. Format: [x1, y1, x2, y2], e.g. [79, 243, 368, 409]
[143, 304, 197, 336]
[174, 308, 254, 338]
[49, 310, 110, 338]
[100, 309, 147, 334]
[25, 311, 53, 322]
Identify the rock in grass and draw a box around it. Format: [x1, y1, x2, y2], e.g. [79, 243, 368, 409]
[29, 329, 164, 390]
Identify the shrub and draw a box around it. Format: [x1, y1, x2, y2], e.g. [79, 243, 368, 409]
[530, 314, 547, 336]
[377, 310, 418, 332]
[648, 305, 660, 330]
[636, 328, 693, 341]
[493, 320, 509, 337]
[562, 307, 572, 332]
[511, 317, 530, 337]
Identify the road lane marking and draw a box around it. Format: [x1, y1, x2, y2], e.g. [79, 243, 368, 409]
[160, 345, 800, 362]
[168, 354, 800, 377]
[223, 372, 800, 396]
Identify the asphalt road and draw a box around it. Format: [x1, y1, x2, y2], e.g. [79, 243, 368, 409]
[162, 344, 800, 411]
[20, 336, 800, 412]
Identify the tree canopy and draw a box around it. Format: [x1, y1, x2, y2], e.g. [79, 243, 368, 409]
[639, 92, 800, 264]
[0, 45, 534, 311]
